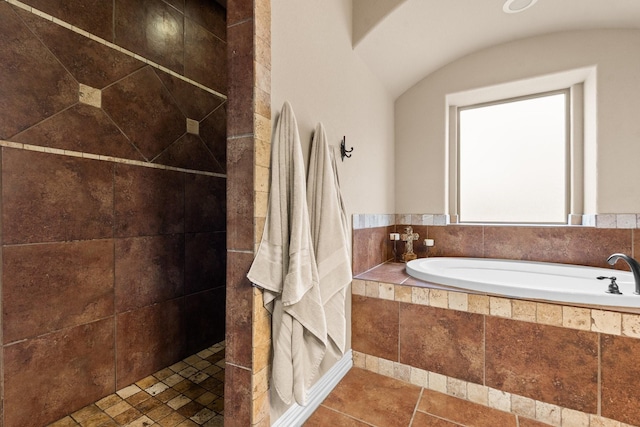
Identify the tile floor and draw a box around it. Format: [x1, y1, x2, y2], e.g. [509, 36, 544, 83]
[304, 367, 553, 427]
[48, 342, 225, 427]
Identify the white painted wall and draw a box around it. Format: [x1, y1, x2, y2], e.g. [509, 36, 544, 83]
[395, 29, 640, 215]
[271, 0, 395, 220]
[270, 0, 395, 420]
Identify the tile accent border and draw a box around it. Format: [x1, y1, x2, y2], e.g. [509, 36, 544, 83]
[4, 0, 226, 100]
[353, 213, 640, 230]
[352, 278, 640, 337]
[352, 350, 632, 427]
[0, 139, 226, 178]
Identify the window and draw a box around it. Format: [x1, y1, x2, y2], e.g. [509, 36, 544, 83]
[456, 91, 568, 224]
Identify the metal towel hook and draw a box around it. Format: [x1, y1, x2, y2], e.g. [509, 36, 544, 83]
[340, 136, 353, 161]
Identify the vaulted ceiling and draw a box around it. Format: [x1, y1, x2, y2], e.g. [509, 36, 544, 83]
[353, 0, 640, 97]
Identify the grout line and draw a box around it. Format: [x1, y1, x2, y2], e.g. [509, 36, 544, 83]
[597, 333, 602, 416]
[407, 387, 424, 426]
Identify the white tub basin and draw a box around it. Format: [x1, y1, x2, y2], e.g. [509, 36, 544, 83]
[406, 257, 640, 308]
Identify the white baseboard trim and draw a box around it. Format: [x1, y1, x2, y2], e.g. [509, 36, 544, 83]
[271, 350, 353, 427]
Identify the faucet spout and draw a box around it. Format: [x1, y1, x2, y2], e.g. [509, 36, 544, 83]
[607, 253, 640, 295]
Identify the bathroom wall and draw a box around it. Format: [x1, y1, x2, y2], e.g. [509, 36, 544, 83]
[271, 0, 396, 219]
[269, 0, 395, 421]
[0, 1, 226, 425]
[395, 29, 640, 215]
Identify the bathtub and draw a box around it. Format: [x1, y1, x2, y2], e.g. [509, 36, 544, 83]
[405, 257, 640, 309]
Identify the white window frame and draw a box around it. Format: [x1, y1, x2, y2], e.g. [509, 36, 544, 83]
[446, 68, 593, 225]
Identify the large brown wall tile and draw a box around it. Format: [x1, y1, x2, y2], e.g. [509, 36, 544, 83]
[185, 232, 226, 294]
[602, 334, 640, 425]
[0, 3, 77, 139]
[154, 133, 223, 173]
[114, 164, 184, 237]
[185, 17, 227, 94]
[12, 104, 143, 161]
[155, 70, 226, 121]
[15, 8, 143, 89]
[352, 226, 394, 275]
[227, 0, 252, 26]
[114, 0, 184, 74]
[352, 295, 399, 361]
[115, 234, 185, 313]
[185, 0, 227, 40]
[483, 226, 631, 268]
[185, 173, 226, 233]
[21, 0, 114, 41]
[201, 104, 228, 170]
[116, 299, 186, 389]
[3, 240, 114, 343]
[425, 225, 484, 258]
[4, 319, 115, 427]
[186, 287, 226, 354]
[400, 303, 484, 384]
[2, 149, 114, 244]
[102, 66, 186, 161]
[486, 317, 598, 413]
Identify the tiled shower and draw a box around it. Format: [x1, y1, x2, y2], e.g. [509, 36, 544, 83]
[0, 0, 227, 425]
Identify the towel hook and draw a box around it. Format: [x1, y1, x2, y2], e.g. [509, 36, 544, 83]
[340, 136, 353, 161]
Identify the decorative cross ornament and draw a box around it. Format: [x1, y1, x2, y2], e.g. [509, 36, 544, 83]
[401, 226, 419, 262]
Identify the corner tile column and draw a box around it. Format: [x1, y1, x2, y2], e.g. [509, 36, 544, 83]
[225, 0, 272, 426]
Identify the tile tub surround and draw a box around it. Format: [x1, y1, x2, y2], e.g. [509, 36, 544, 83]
[0, 0, 227, 425]
[351, 264, 640, 427]
[352, 220, 639, 275]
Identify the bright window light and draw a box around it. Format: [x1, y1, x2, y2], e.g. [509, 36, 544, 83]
[458, 92, 567, 223]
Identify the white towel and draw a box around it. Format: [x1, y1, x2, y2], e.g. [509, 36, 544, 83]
[307, 123, 352, 355]
[247, 102, 327, 406]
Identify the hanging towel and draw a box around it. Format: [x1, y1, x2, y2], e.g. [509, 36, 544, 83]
[307, 123, 353, 356]
[247, 102, 327, 406]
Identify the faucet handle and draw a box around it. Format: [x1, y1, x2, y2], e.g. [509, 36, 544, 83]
[597, 276, 622, 295]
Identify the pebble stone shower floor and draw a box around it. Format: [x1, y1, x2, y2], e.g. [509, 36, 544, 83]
[48, 341, 225, 427]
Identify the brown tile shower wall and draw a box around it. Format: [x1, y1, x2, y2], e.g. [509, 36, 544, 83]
[0, 1, 227, 426]
[353, 224, 636, 274]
